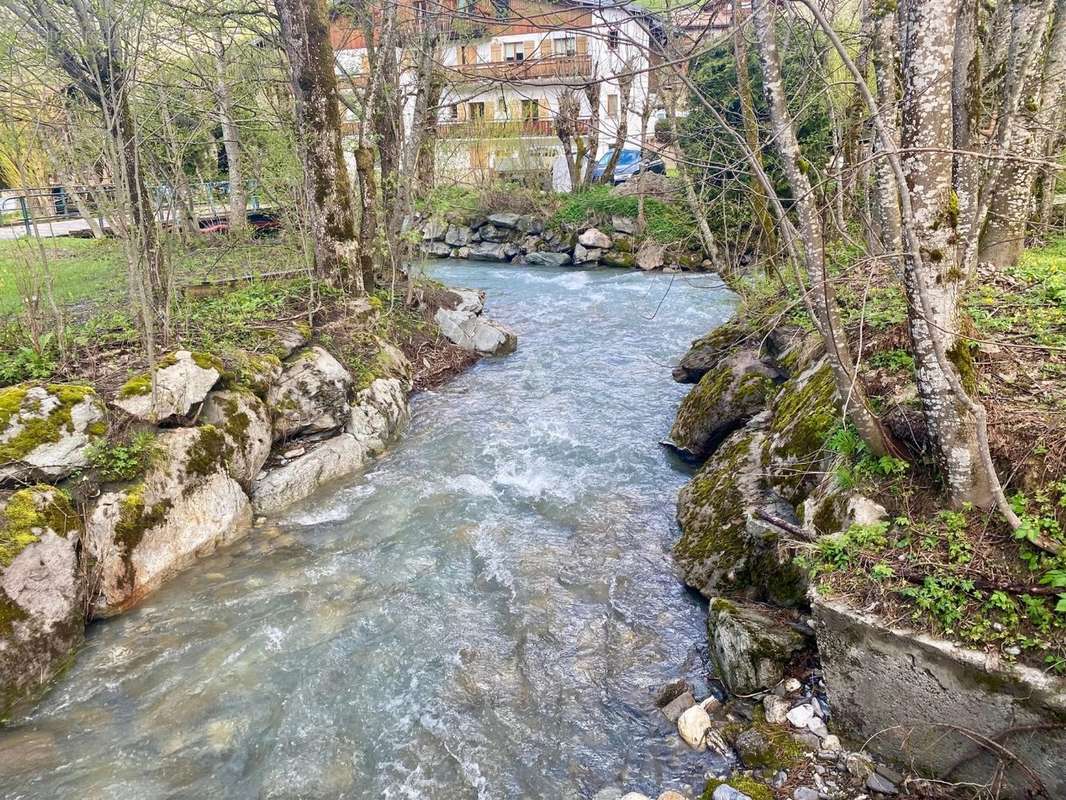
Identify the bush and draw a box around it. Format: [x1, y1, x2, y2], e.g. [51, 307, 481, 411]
[550, 185, 697, 244]
[86, 431, 159, 482]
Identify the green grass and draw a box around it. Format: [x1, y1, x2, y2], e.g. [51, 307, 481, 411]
[0, 237, 120, 314]
[550, 185, 697, 244]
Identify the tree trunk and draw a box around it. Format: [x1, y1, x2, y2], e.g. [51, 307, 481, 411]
[899, 0, 997, 506]
[979, 0, 1065, 267]
[871, 3, 903, 263]
[752, 0, 894, 458]
[600, 72, 634, 185]
[274, 0, 361, 291]
[353, 145, 378, 293]
[580, 82, 602, 186]
[213, 30, 247, 234]
[665, 87, 722, 266]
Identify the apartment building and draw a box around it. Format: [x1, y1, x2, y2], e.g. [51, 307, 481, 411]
[331, 0, 662, 189]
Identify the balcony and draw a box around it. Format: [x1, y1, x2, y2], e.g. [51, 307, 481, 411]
[446, 54, 593, 83]
[435, 117, 591, 139]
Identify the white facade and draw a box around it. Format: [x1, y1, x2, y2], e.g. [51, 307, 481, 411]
[335, 4, 659, 188]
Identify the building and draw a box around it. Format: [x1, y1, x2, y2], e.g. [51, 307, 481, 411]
[330, 0, 667, 189]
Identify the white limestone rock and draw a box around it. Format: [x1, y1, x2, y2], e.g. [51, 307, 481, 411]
[112, 350, 221, 422]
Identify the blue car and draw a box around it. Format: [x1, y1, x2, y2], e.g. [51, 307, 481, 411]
[592, 149, 666, 184]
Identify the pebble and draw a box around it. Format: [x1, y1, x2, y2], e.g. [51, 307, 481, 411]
[763, 695, 790, 725]
[657, 792, 688, 800]
[821, 734, 841, 752]
[846, 752, 875, 779]
[711, 787, 751, 800]
[771, 771, 788, 789]
[866, 772, 898, 795]
[792, 788, 818, 800]
[786, 703, 814, 728]
[701, 696, 723, 714]
[875, 763, 904, 785]
[620, 794, 652, 800]
[655, 678, 692, 708]
[783, 678, 802, 694]
[677, 704, 713, 750]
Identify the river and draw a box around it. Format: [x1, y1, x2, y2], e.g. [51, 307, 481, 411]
[0, 262, 736, 800]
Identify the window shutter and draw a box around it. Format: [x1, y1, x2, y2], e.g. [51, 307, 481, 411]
[509, 100, 521, 120]
[486, 99, 496, 119]
[458, 103, 467, 121]
[524, 39, 535, 59]
[491, 42, 503, 62]
[575, 36, 588, 56]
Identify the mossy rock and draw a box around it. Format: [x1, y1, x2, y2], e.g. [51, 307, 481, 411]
[669, 350, 777, 461]
[0, 485, 79, 569]
[601, 250, 638, 269]
[701, 774, 774, 800]
[673, 318, 757, 383]
[708, 597, 811, 694]
[113, 351, 222, 423]
[675, 417, 807, 605]
[761, 359, 839, 505]
[221, 350, 283, 398]
[0, 383, 106, 484]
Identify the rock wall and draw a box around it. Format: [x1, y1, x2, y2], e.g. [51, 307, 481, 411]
[417, 211, 709, 273]
[0, 288, 517, 719]
[814, 596, 1066, 799]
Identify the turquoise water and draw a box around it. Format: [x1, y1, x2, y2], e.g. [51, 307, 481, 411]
[0, 263, 735, 799]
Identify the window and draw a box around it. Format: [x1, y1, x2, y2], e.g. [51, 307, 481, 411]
[553, 36, 577, 57]
[504, 42, 524, 62]
[461, 45, 477, 65]
[469, 102, 486, 119]
[607, 94, 619, 119]
[608, 28, 619, 50]
[492, 0, 509, 19]
[521, 99, 540, 121]
[448, 104, 459, 120]
[458, 0, 475, 13]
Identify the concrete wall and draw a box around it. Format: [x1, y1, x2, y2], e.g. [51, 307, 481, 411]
[813, 597, 1066, 799]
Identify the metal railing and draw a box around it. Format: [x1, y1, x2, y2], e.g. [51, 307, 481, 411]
[436, 116, 590, 138]
[447, 53, 593, 82]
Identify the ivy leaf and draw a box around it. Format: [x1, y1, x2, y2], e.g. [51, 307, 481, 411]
[1056, 594, 1066, 615]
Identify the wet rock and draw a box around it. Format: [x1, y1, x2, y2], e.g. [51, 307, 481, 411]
[0, 384, 106, 485]
[657, 792, 688, 800]
[672, 320, 753, 384]
[434, 309, 518, 356]
[704, 728, 733, 758]
[348, 378, 410, 455]
[267, 347, 352, 442]
[592, 789, 624, 800]
[677, 703, 713, 750]
[708, 598, 811, 694]
[251, 434, 367, 514]
[446, 288, 485, 315]
[662, 691, 695, 723]
[711, 786, 751, 800]
[199, 390, 272, 489]
[655, 677, 692, 708]
[667, 350, 778, 461]
[792, 787, 818, 800]
[637, 241, 666, 271]
[579, 227, 612, 249]
[113, 350, 222, 423]
[0, 486, 84, 720]
[734, 728, 771, 766]
[601, 250, 638, 269]
[620, 794, 651, 800]
[526, 251, 572, 267]
[478, 223, 511, 243]
[86, 427, 253, 615]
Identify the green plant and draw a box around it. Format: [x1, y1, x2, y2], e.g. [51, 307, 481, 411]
[86, 432, 158, 482]
[869, 348, 915, 373]
[826, 423, 909, 489]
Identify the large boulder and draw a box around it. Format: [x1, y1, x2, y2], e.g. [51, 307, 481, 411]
[445, 288, 485, 315]
[487, 212, 522, 229]
[601, 251, 638, 269]
[434, 308, 518, 356]
[423, 241, 452, 258]
[477, 223, 512, 243]
[526, 251, 572, 267]
[348, 378, 410, 454]
[573, 243, 602, 264]
[113, 351, 222, 422]
[466, 242, 512, 262]
[199, 389, 273, 489]
[673, 320, 755, 383]
[674, 414, 806, 606]
[251, 434, 367, 514]
[0, 384, 106, 485]
[578, 227, 612, 249]
[224, 350, 283, 397]
[267, 346, 353, 442]
[445, 224, 471, 247]
[636, 241, 666, 271]
[707, 598, 810, 694]
[86, 427, 252, 615]
[0, 486, 84, 720]
[612, 216, 638, 235]
[667, 350, 778, 461]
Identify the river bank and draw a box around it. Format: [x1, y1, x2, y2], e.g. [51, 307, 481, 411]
[0, 263, 738, 799]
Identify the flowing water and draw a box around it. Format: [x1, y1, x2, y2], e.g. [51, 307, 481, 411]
[0, 262, 735, 800]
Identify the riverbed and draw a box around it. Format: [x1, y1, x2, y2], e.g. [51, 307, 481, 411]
[0, 262, 735, 800]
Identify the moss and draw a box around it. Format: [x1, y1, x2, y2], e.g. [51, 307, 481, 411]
[0, 384, 98, 464]
[947, 338, 979, 396]
[701, 775, 773, 800]
[113, 484, 172, 563]
[0, 485, 78, 568]
[0, 587, 29, 640]
[185, 425, 231, 481]
[190, 351, 224, 373]
[763, 362, 838, 500]
[224, 352, 281, 397]
[810, 492, 844, 536]
[118, 374, 152, 399]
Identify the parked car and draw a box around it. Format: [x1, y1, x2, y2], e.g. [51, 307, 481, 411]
[200, 210, 280, 237]
[591, 149, 666, 184]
